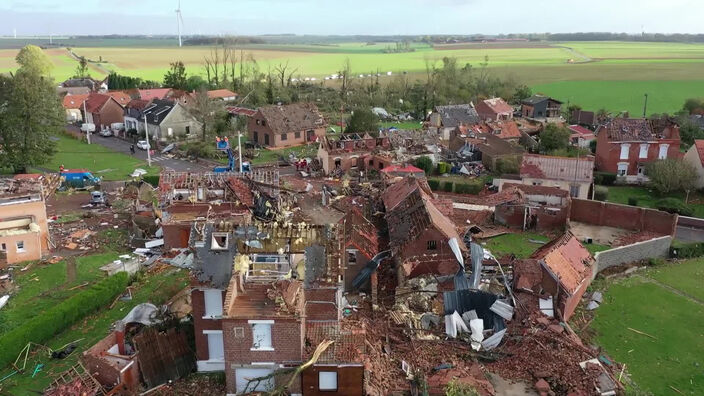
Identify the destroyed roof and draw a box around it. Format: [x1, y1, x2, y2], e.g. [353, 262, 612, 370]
[305, 321, 366, 364]
[520, 154, 594, 183]
[471, 121, 521, 140]
[0, 174, 59, 199]
[571, 110, 596, 125]
[62, 94, 89, 109]
[476, 133, 524, 156]
[433, 104, 480, 127]
[158, 170, 275, 204]
[339, 207, 380, 259]
[257, 102, 327, 135]
[601, 117, 679, 142]
[226, 106, 257, 117]
[568, 125, 594, 136]
[501, 183, 570, 198]
[478, 97, 513, 115]
[531, 232, 593, 295]
[380, 164, 425, 175]
[227, 281, 301, 319]
[383, 176, 466, 251]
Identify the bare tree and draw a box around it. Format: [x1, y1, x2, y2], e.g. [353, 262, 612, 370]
[338, 58, 352, 100]
[273, 61, 298, 87]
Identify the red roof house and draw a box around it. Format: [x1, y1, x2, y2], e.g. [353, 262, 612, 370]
[568, 125, 596, 148]
[138, 88, 172, 101]
[475, 97, 513, 121]
[207, 89, 238, 101]
[82, 93, 125, 130]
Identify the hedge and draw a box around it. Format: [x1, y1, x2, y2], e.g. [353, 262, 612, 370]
[670, 241, 704, 259]
[143, 175, 160, 187]
[594, 171, 617, 186]
[455, 182, 484, 195]
[442, 181, 454, 192]
[594, 186, 608, 201]
[0, 272, 129, 368]
[655, 198, 694, 216]
[436, 162, 451, 174]
[428, 179, 440, 190]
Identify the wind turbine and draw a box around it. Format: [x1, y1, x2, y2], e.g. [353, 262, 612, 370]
[175, 0, 184, 47]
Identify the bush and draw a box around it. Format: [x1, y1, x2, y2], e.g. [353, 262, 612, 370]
[143, 175, 160, 187]
[442, 181, 454, 192]
[437, 162, 451, 174]
[670, 241, 704, 259]
[495, 157, 519, 174]
[414, 156, 434, 175]
[455, 182, 484, 195]
[594, 186, 608, 201]
[0, 273, 129, 367]
[655, 198, 694, 216]
[427, 179, 440, 190]
[594, 171, 617, 186]
[628, 197, 638, 206]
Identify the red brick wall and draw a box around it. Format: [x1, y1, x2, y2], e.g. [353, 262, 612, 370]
[570, 199, 677, 236]
[304, 288, 339, 321]
[399, 228, 461, 278]
[561, 278, 590, 321]
[222, 318, 302, 365]
[301, 365, 364, 396]
[163, 223, 191, 249]
[192, 289, 225, 361]
[96, 99, 125, 129]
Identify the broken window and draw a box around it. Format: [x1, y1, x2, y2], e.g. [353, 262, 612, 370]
[250, 322, 273, 351]
[334, 158, 342, 168]
[319, 371, 338, 391]
[211, 233, 229, 250]
[185, 126, 191, 135]
[0, 243, 5, 251]
[281, 133, 288, 141]
[569, 184, 580, 198]
[427, 240, 437, 250]
[203, 289, 223, 318]
[16, 241, 25, 252]
[347, 249, 357, 265]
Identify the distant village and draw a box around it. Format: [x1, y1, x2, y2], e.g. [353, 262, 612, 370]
[1, 71, 703, 396]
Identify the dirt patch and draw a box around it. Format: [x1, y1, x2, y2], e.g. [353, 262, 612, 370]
[66, 258, 76, 283]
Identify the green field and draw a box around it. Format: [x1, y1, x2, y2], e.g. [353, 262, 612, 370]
[3, 40, 704, 115]
[603, 185, 704, 218]
[481, 232, 609, 258]
[39, 134, 159, 181]
[591, 260, 704, 395]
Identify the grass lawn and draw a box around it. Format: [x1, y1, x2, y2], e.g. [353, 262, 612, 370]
[381, 121, 423, 130]
[251, 144, 318, 165]
[0, 268, 189, 394]
[480, 232, 551, 258]
[40, 134, 160, 181]
[604, 185, 704, 218]
[591, 274, 704, 395]
[648, 258, 704, 301]
[0, 252, 121, 336]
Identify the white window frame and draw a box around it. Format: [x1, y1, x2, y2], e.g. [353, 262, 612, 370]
[249, 320, 274, 351]
[203, 289, 223, 318]
[203, 330, 224, 360]
[346, 249, 358, 265]
[16, 241, 25, 253]
[617, 162, 628, 177]
[620, 144, 630, 160]
[319, 371, 338, 391]
[639, 144, 649, 159]
[211, 232, 229, 250]
[659, 144, 669, 160]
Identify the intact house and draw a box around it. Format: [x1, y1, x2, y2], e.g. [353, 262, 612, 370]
[594, 118, 681, 183]
[683, 140, 704, 189]
[0, 175, 51, 267]
[427, 104, 480, 140]
[82, 93, 125, 131]
[382, 176, 466, 281]
[208, 89, 238, 101]
[58, 77, 107, 93]
[62, 93, 89, 122]
[521, 95, 562, 119]
[316, 133, 391, 175]
[141, 100, 203, 142]
[494, 154, 594, 200]
[137, 88, 172, 101]
[513, 232, 594, 321]
[107, 91, 132, 107]
[123, 99, 151, 134]
[475, 97, 514, 121]
[248, 103, 327, 148]
[568, 125, 596, 148]
[494, 184, 571, 231]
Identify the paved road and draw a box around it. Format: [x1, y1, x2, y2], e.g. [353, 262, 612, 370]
[89, 134, 210, 172]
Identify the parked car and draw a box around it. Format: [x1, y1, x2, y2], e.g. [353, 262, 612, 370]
[90, 191, 108, 206]
[136, 140, 149, 150]
[99, 129, 112, 137]
[110, 122, 124, 133]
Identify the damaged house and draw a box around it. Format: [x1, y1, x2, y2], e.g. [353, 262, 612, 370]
[0, 174, 55, 267]
[157, 170, 279, 249]
[316, 133, 391, 175]
[248, 103, 327, 148]
[427, 104, 481, 140]
[494, 184, 571, 231]
[514, 232, 594, 321]
[495, 154, 594, 199]
[382, 176, 467, 280]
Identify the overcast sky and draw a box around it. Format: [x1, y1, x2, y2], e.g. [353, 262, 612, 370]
[1, 0, 702, 36]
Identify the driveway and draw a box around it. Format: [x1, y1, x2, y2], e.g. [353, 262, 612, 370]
[90, 134, 210, 172]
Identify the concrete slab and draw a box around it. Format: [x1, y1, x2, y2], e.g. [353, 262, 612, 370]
[569, 221, 629, 245]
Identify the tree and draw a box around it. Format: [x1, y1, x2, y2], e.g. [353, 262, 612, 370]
[74, 56, 90, 78]
[15, 45, 53, 76]
[414, 156, 434, 175]
[345, 108, 380, 133]
[683, 98, 704, 115]
[539, 123, 571, 153]
[163, 61, 188, 90]
[678, 116, 704, 147]
[511, 84, 532, 104]
[188, 89, 225, 141]
[0, 47, 63, 173]
[186, 75, 207, 92]
[646, 158, 697, 194]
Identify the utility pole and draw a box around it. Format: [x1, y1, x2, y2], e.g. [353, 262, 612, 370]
[83, 100, 91, 144]
[144, 113, 152, 167]
[238, 132, 243, 173]
[643, 94, 649, 118]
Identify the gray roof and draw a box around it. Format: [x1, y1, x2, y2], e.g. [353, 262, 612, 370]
[143, 99, 176, 125]
[434, 104, 480, 127]
[522, 95, 562, 105]
[691, 115, 704, 130]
